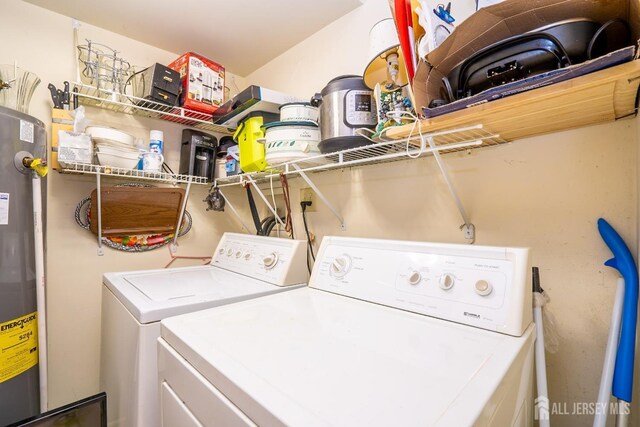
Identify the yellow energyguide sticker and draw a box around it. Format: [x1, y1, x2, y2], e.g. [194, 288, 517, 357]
[0, 312, 38, 383]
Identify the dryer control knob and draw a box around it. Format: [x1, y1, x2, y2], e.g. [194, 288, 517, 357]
[439, 274, 454, 290]
[408, 271, 422, 285]
[218, 248, 225, 255]
[235, 250, 242, 258]
[263, 253, 278, 269]
[475, 280, 492, 296]
[244, 252, 251, 261]
[226, 248, 233, 256]
[330, 256, 350, 277]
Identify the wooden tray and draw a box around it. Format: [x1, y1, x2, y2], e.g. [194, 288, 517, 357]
[89, 186, 185, 236]
[387, 59, 640, 143]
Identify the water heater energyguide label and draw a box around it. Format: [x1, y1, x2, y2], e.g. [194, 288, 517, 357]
[0, 193, 8, 225]
[20, 120, 34, 143]
[0, 312, 38, 383]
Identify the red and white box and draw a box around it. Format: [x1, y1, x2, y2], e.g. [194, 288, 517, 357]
[168, 52, 225, 114]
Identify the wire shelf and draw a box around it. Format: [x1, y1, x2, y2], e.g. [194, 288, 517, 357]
[215, 124, 505, 187]
[72, 82, 235, 135]
[59, 162, 209, 185]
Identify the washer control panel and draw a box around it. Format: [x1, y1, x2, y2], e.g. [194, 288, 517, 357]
[311, 237, 531, 336]
[211, 233, 308, 286]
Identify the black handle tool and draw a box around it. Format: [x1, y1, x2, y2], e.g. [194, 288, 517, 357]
[62, 81, 70, 110]
[47, 83, 62, 109]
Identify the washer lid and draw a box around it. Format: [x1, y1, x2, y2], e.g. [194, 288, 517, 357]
[125, 269, 230, 301]
[103, 266, 301, 324]
[161, 287, 535, 427]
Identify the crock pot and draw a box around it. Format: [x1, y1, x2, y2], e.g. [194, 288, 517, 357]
[310, 75, 377, 154]
[261, 121, 322, 166]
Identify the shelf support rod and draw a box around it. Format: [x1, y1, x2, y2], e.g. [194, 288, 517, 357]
[292, 164, 346, 231]
[424, 136, 475, 243]
[218, 189, 253, 233]
[246, 176, 286, 228]
[171, 180, 192, 253]
[95, 166, 104, 256]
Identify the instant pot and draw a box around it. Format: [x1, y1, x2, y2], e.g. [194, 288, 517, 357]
[311, 75, 377, 154]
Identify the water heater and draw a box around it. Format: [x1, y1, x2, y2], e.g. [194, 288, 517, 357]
[0, 106, 46, 425]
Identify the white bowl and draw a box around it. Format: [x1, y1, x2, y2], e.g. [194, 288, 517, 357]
[86, 126, 135, 147]
[95, 144, 140, 155]
[279, 102, 319, 124]
[96, 151, 140, 169]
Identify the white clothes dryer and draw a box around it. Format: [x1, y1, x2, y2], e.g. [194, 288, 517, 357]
[100, 233, 308, 427]
[158, 236, 536, 426]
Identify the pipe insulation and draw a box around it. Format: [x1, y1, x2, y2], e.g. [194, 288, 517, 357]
[32, 175, 47, 412]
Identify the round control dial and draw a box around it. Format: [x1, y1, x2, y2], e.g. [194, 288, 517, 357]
[408, 271, 422, 285]
[243, 252, 251, 261]
[262, 253, 279, 270]
[235, 250, 242, 258]
[226, 248, 233, 256]
[330, 255, 351, 278]
[475, 279, 493, 296]
[218, 248, 225, 255]
[439, 274, 455, 290]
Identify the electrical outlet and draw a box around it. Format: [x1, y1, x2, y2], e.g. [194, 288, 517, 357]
[300, 188, 316, 212]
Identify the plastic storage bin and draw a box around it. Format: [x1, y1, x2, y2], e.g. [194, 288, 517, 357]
[233, 111, 279, 172]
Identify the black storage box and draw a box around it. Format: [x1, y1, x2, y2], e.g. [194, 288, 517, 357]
[135, 63, 181, 106]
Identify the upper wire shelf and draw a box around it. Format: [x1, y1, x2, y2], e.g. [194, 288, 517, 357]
[72, 82, 235, 135]
[59, 162, 210, 185]
[214, 124, 506, 187]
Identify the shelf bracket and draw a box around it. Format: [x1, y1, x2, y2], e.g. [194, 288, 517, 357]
[292, 164, 346, 231]
[246, 176, 286, 228]
[424, 136, 475, 244]
[171, 180, 192, 254]
[218, 189, 253, 233]
[95, 166, 104, 256]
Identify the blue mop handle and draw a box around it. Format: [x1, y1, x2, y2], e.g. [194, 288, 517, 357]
[598, 218, 639, 403]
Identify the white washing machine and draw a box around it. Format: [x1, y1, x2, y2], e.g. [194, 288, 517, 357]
[158, 236, 536, 427]
[100, 233, 308, 427]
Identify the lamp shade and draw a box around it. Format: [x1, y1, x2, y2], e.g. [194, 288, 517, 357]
[363, 18, 409, 90]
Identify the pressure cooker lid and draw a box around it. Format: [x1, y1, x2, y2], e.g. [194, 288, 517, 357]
[321, 75, 369, 96]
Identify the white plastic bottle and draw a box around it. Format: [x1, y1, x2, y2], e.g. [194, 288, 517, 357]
[149, 130, 164, 154]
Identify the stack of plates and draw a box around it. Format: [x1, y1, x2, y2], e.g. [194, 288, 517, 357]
[86, 126, 140, 169]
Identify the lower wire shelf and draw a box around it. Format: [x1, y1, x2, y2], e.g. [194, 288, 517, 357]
[59, 162, 210, 185]
[214, 124, 504, 187]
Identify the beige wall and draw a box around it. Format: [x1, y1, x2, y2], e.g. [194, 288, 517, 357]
[245, 0, 640, 425]
[3, 0, 640, 424]
[0, 0, 243, 408]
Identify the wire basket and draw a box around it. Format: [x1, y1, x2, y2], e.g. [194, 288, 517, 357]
[77, 40, 132, 95]
[0, 65, 40, 114]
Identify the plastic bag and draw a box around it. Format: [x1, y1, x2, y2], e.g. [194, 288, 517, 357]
[72, 105, 89, 133]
